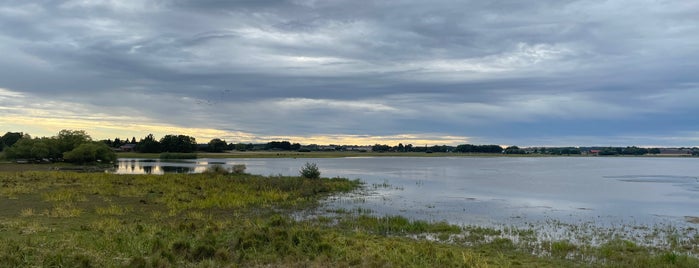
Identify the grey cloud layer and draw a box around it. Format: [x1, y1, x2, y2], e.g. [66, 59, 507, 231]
[1, 0, 698, 145]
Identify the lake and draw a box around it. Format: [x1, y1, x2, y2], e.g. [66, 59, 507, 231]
[112, 157, 699, 235]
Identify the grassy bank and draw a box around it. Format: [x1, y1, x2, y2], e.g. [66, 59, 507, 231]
[0, 171, 697, 267]
[0, 162, 113, 172]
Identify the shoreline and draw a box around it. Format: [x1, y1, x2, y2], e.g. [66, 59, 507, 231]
[115, 151, 697, 159]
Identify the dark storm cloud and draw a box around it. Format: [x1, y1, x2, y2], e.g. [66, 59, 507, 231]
[1, 0, 698, 145]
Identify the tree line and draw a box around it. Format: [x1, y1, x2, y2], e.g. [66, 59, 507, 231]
[592, 146, 661, 156]
[4, 130, 697, 158]
[370, 143, 517, 154]
[1, 130, 116, 163]
[368, 143, 502, 153]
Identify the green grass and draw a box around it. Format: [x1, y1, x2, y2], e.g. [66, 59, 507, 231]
[0, 171, 697, 267]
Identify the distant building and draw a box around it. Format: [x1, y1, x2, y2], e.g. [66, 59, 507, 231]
[588, 150, 601, 156]
[658, 148, 692, 155]
[317, 145, 337, 151]
[119, 144, 137, 152]
[345, 146, 373, 152]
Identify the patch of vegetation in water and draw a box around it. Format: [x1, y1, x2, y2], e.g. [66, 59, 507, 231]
[0, 171, 697, 267]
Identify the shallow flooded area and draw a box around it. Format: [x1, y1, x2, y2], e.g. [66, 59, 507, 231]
[112, 157, 699, 233]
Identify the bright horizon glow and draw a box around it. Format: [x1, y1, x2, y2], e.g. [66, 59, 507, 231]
[2, 87, 696, 148]
[0, 115, 468, 146]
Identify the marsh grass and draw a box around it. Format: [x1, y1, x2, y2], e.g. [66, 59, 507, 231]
[19, 208, 34, 217]
[95, 204, 131, 216]
[0, 171, 697, 267]
[46, 203, 83, 218]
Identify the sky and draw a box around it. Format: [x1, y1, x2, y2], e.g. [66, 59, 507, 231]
[1, 0, 698, 147]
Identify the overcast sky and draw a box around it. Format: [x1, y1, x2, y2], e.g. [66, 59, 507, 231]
[1, 0, 698, 146]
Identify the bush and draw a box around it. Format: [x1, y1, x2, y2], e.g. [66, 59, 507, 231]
[300, 162, 320, 179]
[232, 164, 246, 174]
[203, 165, 230, 175]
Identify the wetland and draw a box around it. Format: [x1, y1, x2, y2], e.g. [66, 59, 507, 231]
[0, 156, 697, 266]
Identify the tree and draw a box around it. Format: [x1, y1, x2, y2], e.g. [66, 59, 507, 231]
[64, 142, 116, 164]
[4, 138, 32, 159]
[4, 137, 60, 161]
[234, 143, 247, 151]
[300, 162, 320, 179]
[112, 138, 124, 147]
[479, 145, 503, 153]
[428, 145, 451, 153]
[160, 134, 196, 153]
[559, 148, 581, 155]
[55, 129, 91, 153]
[454, 144, 503, 153]
[598, 147, 619, 156]
[207, 138, 228, 153]
[621, 146, 648, 155]
[136, 134, 162, 153]
[3, 130, 111, 163]
[504, 146, 526, 154]
[372, 144, 391, 152]
[266, 141, 293, 150]
[397, 143, 405, 152]
[1, 132, 23, 151]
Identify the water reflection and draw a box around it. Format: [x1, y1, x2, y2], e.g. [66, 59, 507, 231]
[160, 166, 192, 173]
[113, 159, 202, 174]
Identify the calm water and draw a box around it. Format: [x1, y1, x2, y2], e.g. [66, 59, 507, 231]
[112, 157, 699, 229]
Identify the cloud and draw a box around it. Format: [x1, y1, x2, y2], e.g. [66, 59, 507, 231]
[1, 1, 698, 146]
[273, 98, 398, 113]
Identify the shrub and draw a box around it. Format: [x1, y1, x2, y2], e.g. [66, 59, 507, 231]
[203, 164, 230, 175]
[232, 164, 246, 174]
[191, 245, 216, 261]
[171, 241, 191, 256]
[300, 162, 320, 179]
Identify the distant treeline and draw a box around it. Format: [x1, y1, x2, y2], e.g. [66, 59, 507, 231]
[102, 136, 303, 153]
[3, 130, 699, 157]
[104, 135, 519, 154]
[587, 146, 660, 156]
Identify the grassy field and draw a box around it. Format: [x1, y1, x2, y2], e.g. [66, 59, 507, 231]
[0, 171, 697, 267]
